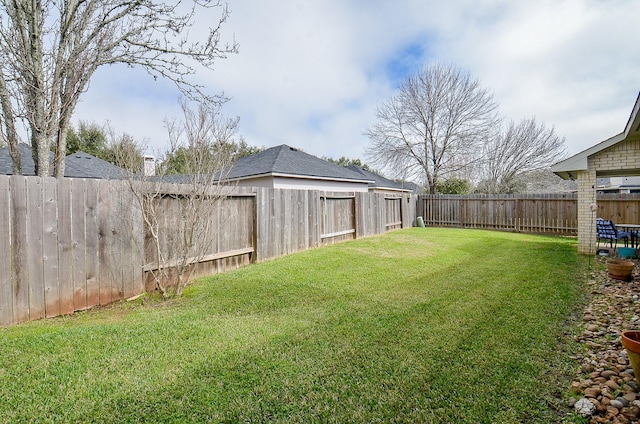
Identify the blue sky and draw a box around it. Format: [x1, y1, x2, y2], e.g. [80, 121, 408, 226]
[74, 0, 640, 169]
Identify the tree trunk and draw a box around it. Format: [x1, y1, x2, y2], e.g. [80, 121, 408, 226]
[54, 112, 73, 179]
[0, 75, 21, 174]
[31, 130, 50, 177]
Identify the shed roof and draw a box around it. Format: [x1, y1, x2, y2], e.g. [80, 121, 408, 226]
[226, 144, 373, 183]
[552, 92, 640, 180]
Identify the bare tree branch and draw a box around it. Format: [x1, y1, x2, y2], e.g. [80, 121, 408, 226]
[477, 117, 567, 193]
[365, 63, 499, 193]
[116, 99, 239, 298]
[0, 0, 238, 177]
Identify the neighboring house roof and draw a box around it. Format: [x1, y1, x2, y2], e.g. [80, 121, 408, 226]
[344, 165, 411, 192]
[0, 143, 126, 179]
[0, 143, 46, 175]
[64, 151, 127, 179]
[226, 144, 373, 184]
[399, 181, 424, 194]
[552, 92, 640, 180]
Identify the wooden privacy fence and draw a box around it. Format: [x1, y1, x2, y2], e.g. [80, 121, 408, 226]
[418, 194, 579, 234]
[594, 194, 640, 225]
[0, 177, 144, 326]
[418, 193, 640, 235]
[0, 175, 415, 326]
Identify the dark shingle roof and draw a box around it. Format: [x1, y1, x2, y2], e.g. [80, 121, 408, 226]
[344, 165, 410, 191]
[398, 181, 424, 194]
[0, 143, 47, 175]
[0, 144, 126, 179]
[227, 144, 373, 183]
[64, 151, 127, 179]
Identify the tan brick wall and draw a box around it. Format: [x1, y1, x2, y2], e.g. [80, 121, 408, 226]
[588, 139, 640, 173]
[578, 138, 640, 254]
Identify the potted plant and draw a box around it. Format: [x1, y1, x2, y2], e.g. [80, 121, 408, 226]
[606, 257, 635, 281]
[622, 331, 640, 380]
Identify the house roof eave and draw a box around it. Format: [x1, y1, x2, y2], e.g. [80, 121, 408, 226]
[552, 91, 640, 181]
[551, 132, 626, 180]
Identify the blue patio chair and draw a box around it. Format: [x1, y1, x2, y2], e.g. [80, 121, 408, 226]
[596, 218, 631, 249]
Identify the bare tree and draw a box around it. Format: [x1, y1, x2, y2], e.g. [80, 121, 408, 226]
[476, 117, 566, 193]
[0, 0, 238, 178]
[365, 63, 499, 194]
[117, 100, 239, 298]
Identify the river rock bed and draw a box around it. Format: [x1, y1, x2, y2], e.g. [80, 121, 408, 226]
[570, 257, 640, 423]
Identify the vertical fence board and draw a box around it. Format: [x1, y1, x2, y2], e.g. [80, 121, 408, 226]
[71, 178, 87, 311]
[109, 181, 125, 301]
[57, 178, 74, 315]
[125, 183, 144, 298]
[84, 179, 100, 308]
[254, 188, 265, 262]
[27, 178, 45, 320]
[97, 181, 114, 305]
[43, 178, 60, 318]
[0, 177, 12, 325]
[273, 189, 281, 258]
[10, 177, 29, 323]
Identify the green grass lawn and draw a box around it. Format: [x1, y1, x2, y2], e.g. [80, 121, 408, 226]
[0, 228, 586, 423]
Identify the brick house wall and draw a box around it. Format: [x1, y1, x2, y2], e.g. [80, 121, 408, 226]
[577, 138, 640, 254]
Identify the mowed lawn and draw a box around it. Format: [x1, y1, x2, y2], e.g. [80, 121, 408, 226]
[0, 228, 585, 423]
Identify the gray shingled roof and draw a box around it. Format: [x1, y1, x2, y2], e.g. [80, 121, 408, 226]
[0, 144, 126, 179]
[0, 143, 47, 175]
[227, 144, 373, 182]
[344, 165, 409, 191]
[64, 151, 127, 179]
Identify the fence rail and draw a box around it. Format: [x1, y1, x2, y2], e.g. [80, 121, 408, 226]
[0, 176, 415, 326]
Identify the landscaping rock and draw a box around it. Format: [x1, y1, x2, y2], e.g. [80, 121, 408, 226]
[610, 399, 625, 410]
[575, 398, 596, 417]
[569, 258, 640, 423]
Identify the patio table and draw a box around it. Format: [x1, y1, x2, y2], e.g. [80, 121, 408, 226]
[618, 224, 640, 248]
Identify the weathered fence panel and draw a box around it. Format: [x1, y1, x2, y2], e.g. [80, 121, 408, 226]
[596, 194, 640, 224]
[0, 176, 146, 326]
[1, 176, 416, 326]
[415, 192, 635, 235]
[321, 193, 356, 245]
[10, 177, 29, 323]
[418, 194, 580, 235]
[0, 177, 11, 325]
[141, 186, 257, 289]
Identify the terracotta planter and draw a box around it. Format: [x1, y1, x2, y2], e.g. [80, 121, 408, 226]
[606, 259, 635, 281]
[621, 331, 640, 380]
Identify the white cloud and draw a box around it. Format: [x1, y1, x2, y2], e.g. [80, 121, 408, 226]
[72, 0, 640, 166]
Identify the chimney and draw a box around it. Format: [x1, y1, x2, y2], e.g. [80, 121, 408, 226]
[143, 155, 155, 176]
